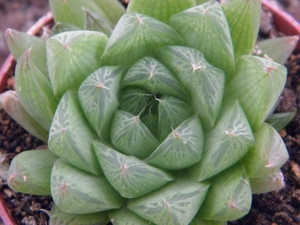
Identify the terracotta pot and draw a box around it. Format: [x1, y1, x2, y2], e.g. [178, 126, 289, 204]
[0, 2, 300, 224]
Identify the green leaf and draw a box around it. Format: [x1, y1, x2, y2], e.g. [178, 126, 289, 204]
[15, 47, 58, 131]
[7, 150, 58, 195]
[190, 213, 227, 225]
[78, 66, 127, 141]
[94, 141, 173, 198]
[110, 110, 159, 159]
[249, 170, 285, 194]
[128, 179, 209, 225]
[48, 91, 102, 175]
[122, 56, 189, 101]
[145, 115, 204, 170]
[224, 56, 287, 131]
[127, 0, 196, 23]
[109, 207, 151, 225]
[47, 31, 108, 99]
[195, 0, 210, 5]
[50, 204, 109, 225]
[141, 111, 159, 138]
[5, 28, 46, 61]
[257, 36, 299, 65]
[169, 1, 235, 81]
[221, 0, 261, 61]
[188, 100, 255, 181]
[156, 46, 225, 130]
[50, 22, 81, 36]
[242, 123, 289, 178]
[0, 91, 48, 142]
[51, 159, 124, 214]
[266, 110, 296, 131]
[157, 95, 193, 141]
[100, 12, 184, 67]
[84, 8, 113, 36]
[198, 163, 252, 221]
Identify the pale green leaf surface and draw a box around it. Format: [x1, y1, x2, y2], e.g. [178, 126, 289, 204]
[51, 159, 124, 214]
[110, 110, 159, 159]
[78, 66, 126, 140]
[84, 8, 113, 36]
[7, 150, 58, 195]
[100, 12, 184, 67]
[242, 123, 289, 178]
[94, 141, 173, 198]
[48, 91, 102, 175]
[224, 56, 287, 131]
[188, 100, 254, 181]
[190, 213, 228, 225]
[141, 111, 159, 138]
[198, 163, 251, 221]
[221, 0, 261, 61]
[109, 207, 151, 225]
[156, 46, 225, 130]
[169, 1, 235, 81]
[266, 110, 296, 131]
[145, 115, 204, 170]
[50, 22, 81, 36]
[127, 0, 196, 23]
[128, 179, 209, 225]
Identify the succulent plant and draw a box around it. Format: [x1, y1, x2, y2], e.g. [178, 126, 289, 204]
[0, 0, 297, 224]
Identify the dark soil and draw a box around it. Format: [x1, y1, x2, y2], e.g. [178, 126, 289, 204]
[0, 1, 300, 225]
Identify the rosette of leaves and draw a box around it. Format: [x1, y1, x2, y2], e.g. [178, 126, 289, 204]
[1, 0, 296, 224]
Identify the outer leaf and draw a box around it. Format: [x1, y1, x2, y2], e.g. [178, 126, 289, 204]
[195, 0, 210, 5]
[7, 150, 58, 195]
[221, 0, 261, 60]
[188, 100, 255, 181]
[249, 170, 285, 194]
[198, 163, 252, 221]
[157, 95, 193, 141]
[224, 56, 287, 131]
[110, 110, 159, 159]
[109, 207, 151, 225]
[145, 115, 204, 170]
[50, 22, 81, 36]
[48, 91, 101, 175]
[169, 1, 235, 81]
[100, 12, 184, 67]
[51, 159, 124, 214]
[94, 141, 173, 198]
[50, 204, 109, 225]
[156, 46, 225, 130]
[190, 213, 227, 225]
[127, 0, 196, 23]
[242, 123, 289, 178]
[84, 8, 113, 36]
[266, 110, 296, 131]
[128, 179, 209, 225]
[78, 66, 126, 140]
[257, 36, 299, 65]
[15, 47, 58, 131]
[0, 91, 48, 142]
[47, 31, 108, 99]
[122, 56, 189, 101]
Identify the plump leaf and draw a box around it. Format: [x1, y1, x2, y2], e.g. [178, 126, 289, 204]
[100, 12, 184, 67]
[109, 207, 151, 225]
[249, 170, 285, 194]
[0, 91, 48, 142]
[47, 31, 108, 99]
[50, 204, 109, 225]
[51, 159, 124, 214]
[48, 91, 101, 175]
[78, 66, 126, 141]
[94, 141, 173, 198]
[145, 115, 204, 170]
[156, 46, 225, 131]
[188, 100, 255, 181]
[170, 1, 235, 81]
[122, 56, 189, 101]
[127, 0, 195, 23]
[266, 110, 296, 131]
[242, 123, 289, 178]
[257, 36, 299, 65]
[221, 0, 261, 61]
[198, 163, 252, 221]
[84, 8, 113, 36]
[50, 22, 81, 36]
[224, 56, 287, 131]
[128, 179, 209, 225]
[190, 213, 228, 225]
[110, 110, 159, 159]
[15, 47, 58, 131]
[141, 111, 159, 138]
[7, 150, 58, 195]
